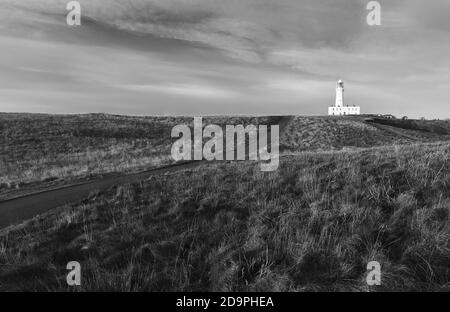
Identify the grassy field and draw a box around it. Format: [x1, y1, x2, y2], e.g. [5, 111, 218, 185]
[1, 141, 449, 291]
[0, 113, 176, 198]
[1, 113, 445, 193]
[280, 116, 450, 152]
[0, 113, 275, 200]
[1, 113, 450, 291]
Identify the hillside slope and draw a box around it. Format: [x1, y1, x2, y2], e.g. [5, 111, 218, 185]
[280, 116, 450, 152]
[1, 142, 449, 291]
[0, 113, 277, 200]
[2, 113, 450, 201]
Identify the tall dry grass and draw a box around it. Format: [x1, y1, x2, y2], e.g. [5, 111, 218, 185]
[1, 142, 449, 291]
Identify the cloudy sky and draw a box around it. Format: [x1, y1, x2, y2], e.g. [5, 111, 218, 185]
[0, 0, 449, 117]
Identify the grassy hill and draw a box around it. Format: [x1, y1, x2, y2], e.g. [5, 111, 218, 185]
[1, 113, 450, 291]
[0, 113, 275, 200]
[280, 116, 450, 152]
[0, 113, 175, 198]
[2, 113, 448, 193]
[1, 141, 449, 291]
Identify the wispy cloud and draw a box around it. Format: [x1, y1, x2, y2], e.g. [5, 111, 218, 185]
[121, 83, 237, 98]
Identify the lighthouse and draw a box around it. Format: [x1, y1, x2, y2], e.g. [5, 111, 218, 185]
[328, 80, 360, 116]
[335, 80, 344, 107]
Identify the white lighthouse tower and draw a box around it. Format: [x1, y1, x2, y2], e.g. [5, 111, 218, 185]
[335, 80, 344, 108]
[328, 80, 360, 116]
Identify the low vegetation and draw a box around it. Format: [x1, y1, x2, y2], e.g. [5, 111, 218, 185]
[280, 116, 450, 152]
[0, 113, 274, 199]
[0, 113, 178, 197]
[1, 142, 449, 291]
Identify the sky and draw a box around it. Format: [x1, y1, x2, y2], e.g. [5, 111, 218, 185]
[0, 0, 449, 118]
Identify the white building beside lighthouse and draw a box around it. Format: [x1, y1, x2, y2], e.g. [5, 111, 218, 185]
[328, 80, 360, 116]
